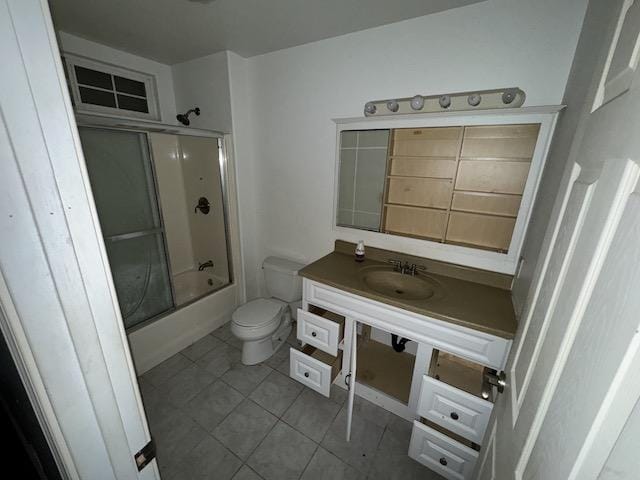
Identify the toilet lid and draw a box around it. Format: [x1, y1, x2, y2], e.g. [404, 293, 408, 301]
[232, 298, 284, 328]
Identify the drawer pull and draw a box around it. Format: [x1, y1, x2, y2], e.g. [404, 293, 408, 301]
[304, 372, 309, 378]
[450, 412, 459, 420]
[311, 331, 317, 337]
[439, 457, 448, 466]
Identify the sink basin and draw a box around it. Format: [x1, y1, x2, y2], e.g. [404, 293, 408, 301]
[359, 267, 440, 301]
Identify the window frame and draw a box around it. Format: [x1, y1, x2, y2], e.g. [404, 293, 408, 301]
[63, 54, 160, 121]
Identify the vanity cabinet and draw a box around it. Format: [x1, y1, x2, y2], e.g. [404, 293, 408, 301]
[288, 278, 511, 480]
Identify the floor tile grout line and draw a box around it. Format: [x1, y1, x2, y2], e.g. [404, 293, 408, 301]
[176, 379, 247, 435]
[317, 397, 344, 445]
[240, 410, 282, 466]
[231, 380, 306, 462]
[179, 427, 245, 477]
[296, 442, 320, 480]
[141, 351, 195, 388]
[236, 376, 315, 472]
[240, 463, 265, 480]
[151, 324, 415, 479]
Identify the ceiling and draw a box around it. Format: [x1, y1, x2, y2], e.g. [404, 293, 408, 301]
[48, 0, 485, 64]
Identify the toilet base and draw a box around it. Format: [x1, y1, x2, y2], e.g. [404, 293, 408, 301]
[240, 315, 292, 365]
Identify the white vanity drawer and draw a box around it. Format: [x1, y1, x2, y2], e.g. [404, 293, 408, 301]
[297, 308, 344, 356]
[289, 346, 341, 397]
[409, 420, 479, 480]
[417, 375, 492, 444]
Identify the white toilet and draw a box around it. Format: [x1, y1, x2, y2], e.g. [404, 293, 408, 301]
[231, 256, 305, 365]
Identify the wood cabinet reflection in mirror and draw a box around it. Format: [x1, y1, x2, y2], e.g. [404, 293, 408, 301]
[333, 107, 563, 275]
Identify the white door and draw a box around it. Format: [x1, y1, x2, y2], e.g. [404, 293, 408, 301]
[0, 1, 159, 478]
[478, 2, 640, 479]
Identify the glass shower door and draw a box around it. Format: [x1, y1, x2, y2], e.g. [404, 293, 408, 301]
[78, 127, 174, 328]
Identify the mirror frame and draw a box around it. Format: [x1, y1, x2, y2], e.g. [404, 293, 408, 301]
[332, 106, 564, 275]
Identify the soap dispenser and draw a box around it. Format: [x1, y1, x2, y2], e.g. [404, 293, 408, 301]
[355, 240, 365, 263]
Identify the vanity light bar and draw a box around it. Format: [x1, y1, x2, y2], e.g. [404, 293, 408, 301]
[363, 87, 526, 117]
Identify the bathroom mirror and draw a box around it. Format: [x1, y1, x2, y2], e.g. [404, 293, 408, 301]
[336, 123, 543, 255]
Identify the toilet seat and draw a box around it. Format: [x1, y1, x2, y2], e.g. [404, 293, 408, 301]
[232, 298, 285, 329]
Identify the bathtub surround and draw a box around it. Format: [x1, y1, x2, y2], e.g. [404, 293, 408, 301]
[150, 133, 231, 299]
[129, 285, 238, 374]
[129, 134, 244, 374]
[149, 134, 195, 275]
[75, 118, 243, 373]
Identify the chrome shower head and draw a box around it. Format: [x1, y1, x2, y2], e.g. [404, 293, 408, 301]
[176, 107, 200, 126]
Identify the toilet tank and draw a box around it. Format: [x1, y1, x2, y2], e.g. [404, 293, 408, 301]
[262, 256, 305, 302]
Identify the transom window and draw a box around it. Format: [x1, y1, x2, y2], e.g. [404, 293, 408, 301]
[64, 54, 160, 121]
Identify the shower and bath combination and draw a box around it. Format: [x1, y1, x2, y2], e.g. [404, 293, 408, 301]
[78, 123, 232, 327]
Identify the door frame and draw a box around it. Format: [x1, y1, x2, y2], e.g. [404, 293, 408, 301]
[0, 1, 159, 478]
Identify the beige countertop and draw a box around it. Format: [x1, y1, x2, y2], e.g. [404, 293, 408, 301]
[299, 249, 517, 339]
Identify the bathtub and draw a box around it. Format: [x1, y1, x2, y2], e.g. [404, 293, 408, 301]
[172, 269, 226, 306]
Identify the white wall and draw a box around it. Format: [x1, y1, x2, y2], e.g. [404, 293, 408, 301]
[172, 52, 233, 133]
[57, 31, 178, 125]
[227, 52, 259, 298]
[230, 0, 588, 299]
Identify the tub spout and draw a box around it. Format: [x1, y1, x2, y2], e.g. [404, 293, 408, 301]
[198, 260, 213, 271]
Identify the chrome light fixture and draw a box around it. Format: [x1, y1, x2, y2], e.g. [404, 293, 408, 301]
[364, 102, 377, 115]
[410, 95, 425, 110]
[502, 89, 517, 104]
[363, 88, 526, 117]
[438, 95, 451, 109]
[467, 94, 482, 107]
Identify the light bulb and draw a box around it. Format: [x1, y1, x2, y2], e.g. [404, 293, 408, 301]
[386, 100, 399, 112]
[439, 95, 451, 109]
[364, 102, 377, 115]
[502, 89, 516, 104]
[468, 94, 482, 107]
[410, 95, 424, 111]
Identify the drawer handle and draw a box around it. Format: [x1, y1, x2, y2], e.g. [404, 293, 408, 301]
[450, 412, 459, 420]
[304, 372, 309, 378]
[311, 331, 317, 337]
[439, 457, 448, 466]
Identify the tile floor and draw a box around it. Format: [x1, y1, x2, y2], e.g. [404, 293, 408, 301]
[139, 322, 444, 480]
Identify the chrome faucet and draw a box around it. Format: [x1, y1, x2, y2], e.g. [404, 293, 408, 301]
[387, 259, 427, 276]
[198, 260, 214, 271]
[407, 263, 427, 276]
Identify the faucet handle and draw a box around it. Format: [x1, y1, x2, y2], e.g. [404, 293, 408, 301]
[409, 263, 427, 275]
[386, 259, 402, 271]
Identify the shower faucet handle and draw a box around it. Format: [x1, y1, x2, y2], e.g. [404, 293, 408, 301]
[194, 196, 211, 214]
